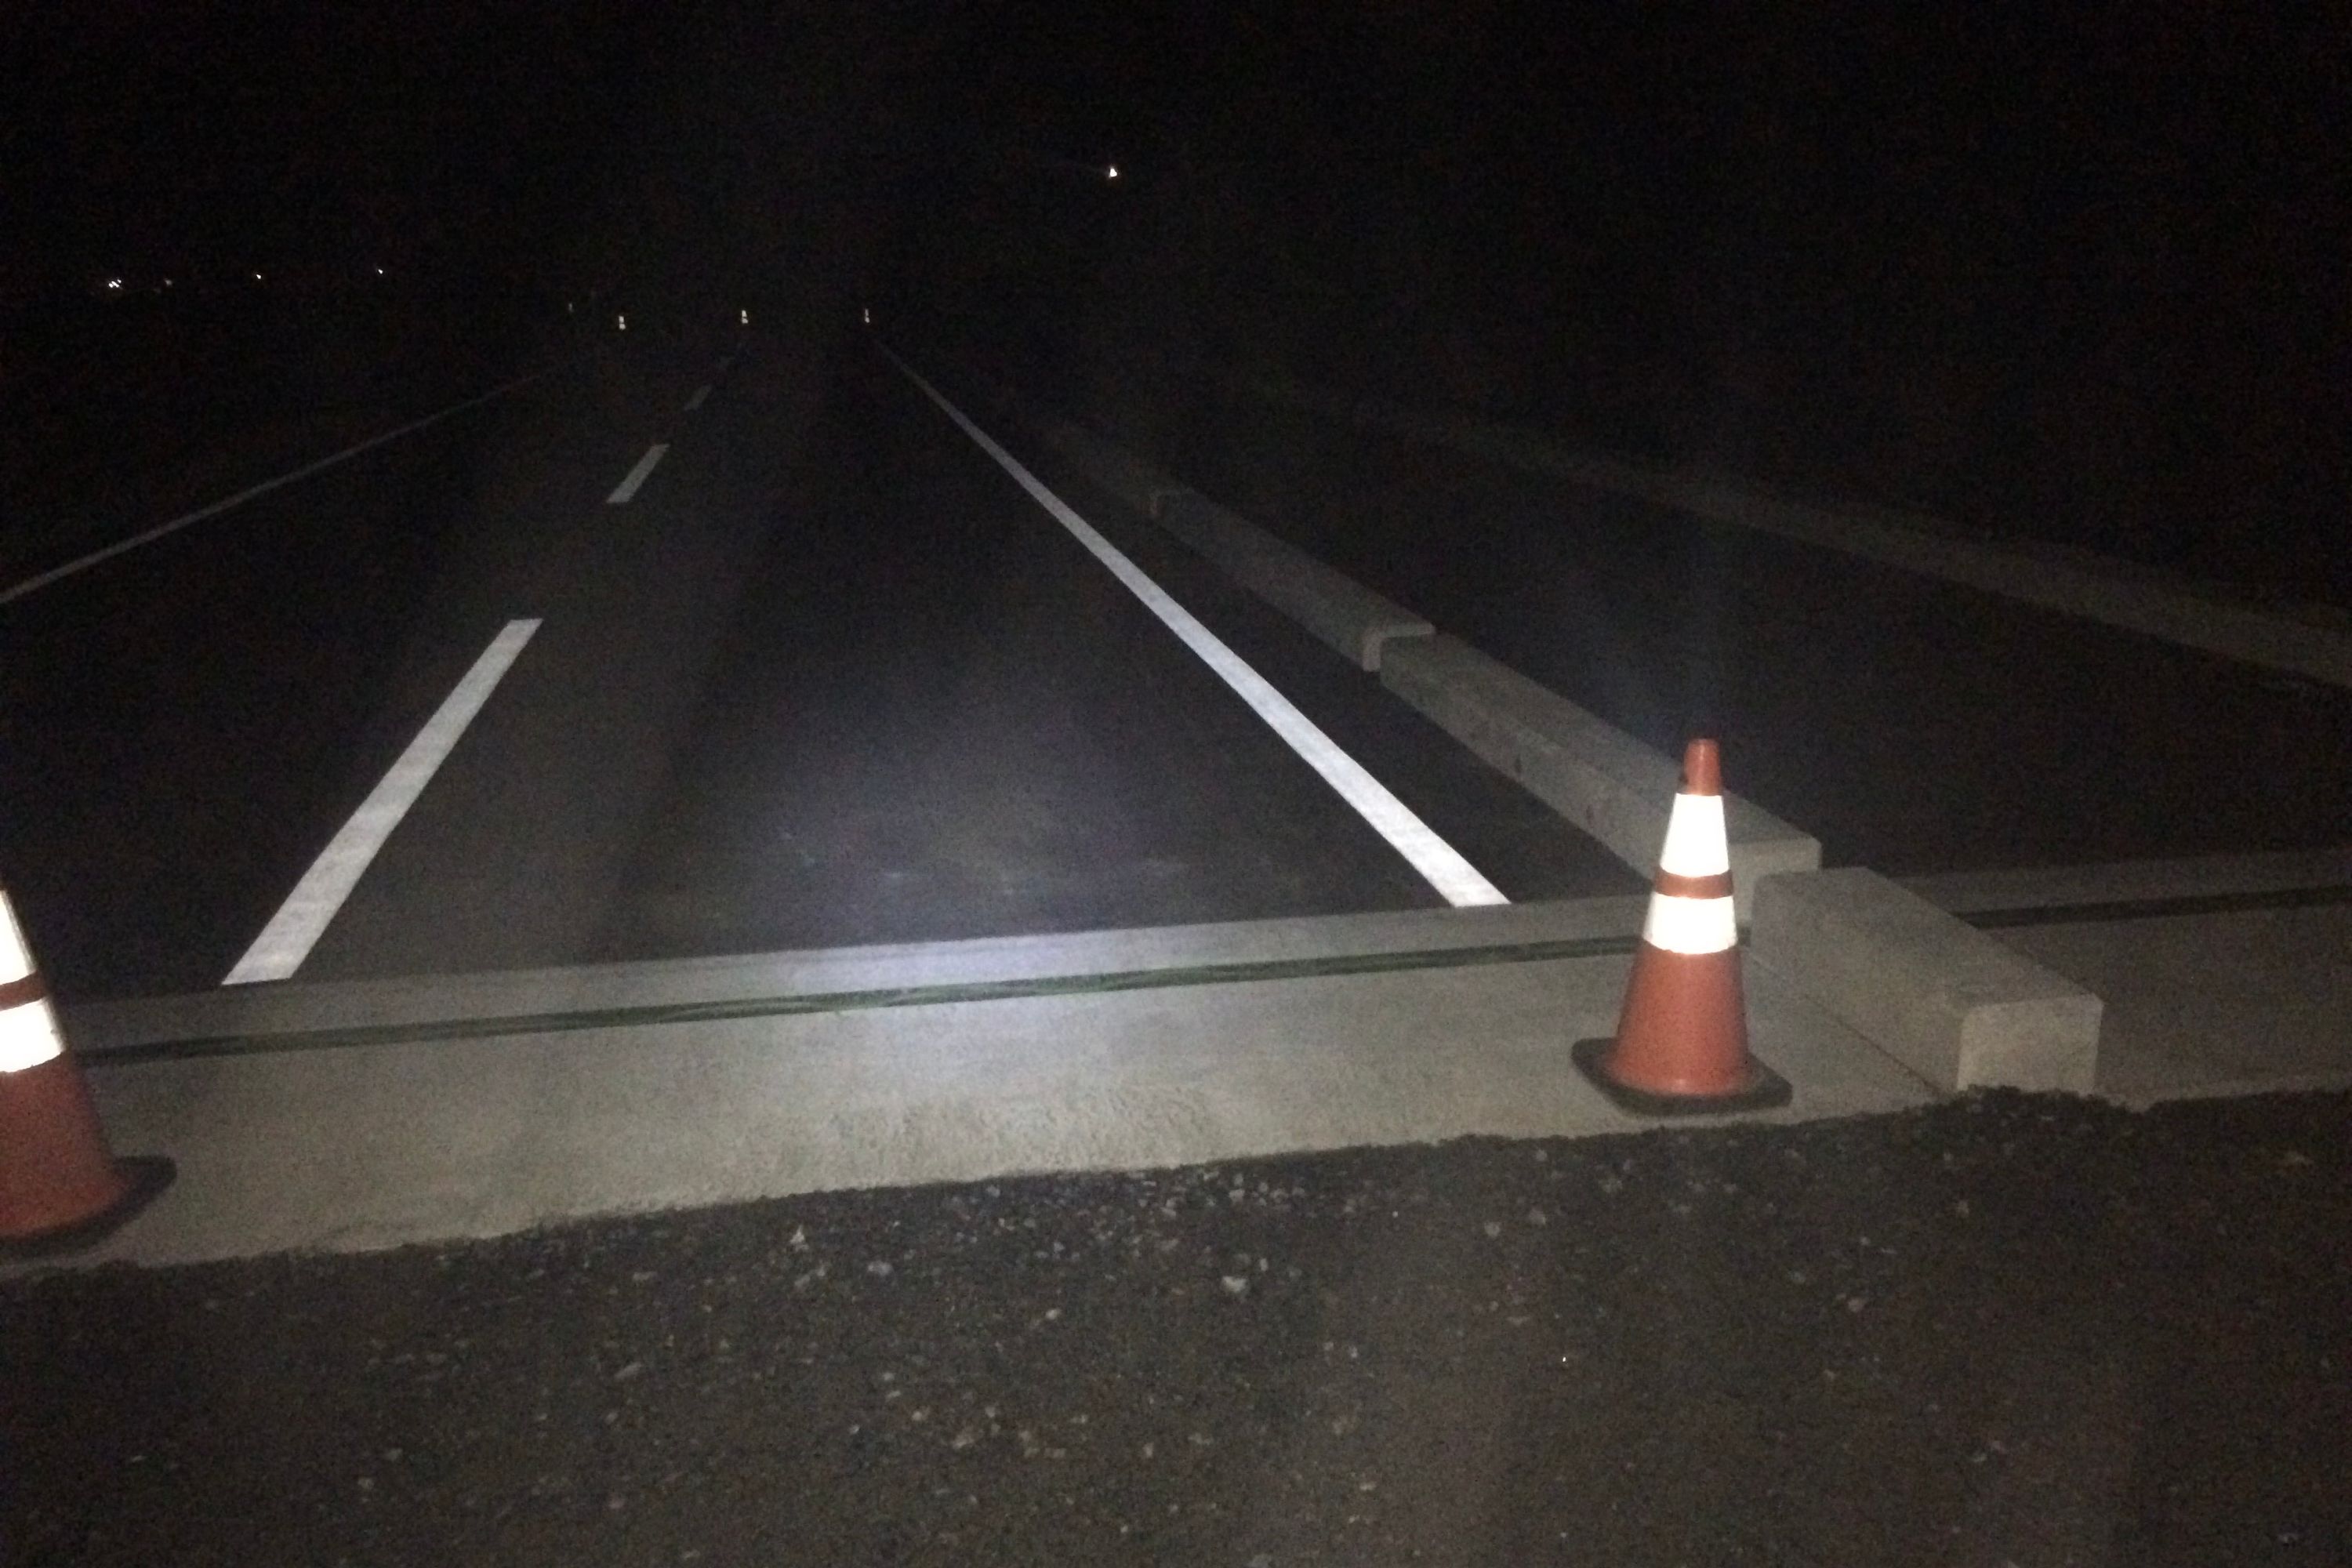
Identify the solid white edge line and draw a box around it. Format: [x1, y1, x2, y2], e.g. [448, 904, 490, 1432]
[684, 384, 713, 412]
[605, 442, 670, 505]
[881, 348, 1508, 909]
[0, 357, 586, 607]
[223, 619, 543, 985]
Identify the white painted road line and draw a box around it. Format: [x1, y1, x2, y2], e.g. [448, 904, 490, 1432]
[684, 384, 713, 412]
[606, 443, 670, 504]
[884, 350, 1508, 909]
[223, 619, 543, 985]
[0, 360, 579, 607]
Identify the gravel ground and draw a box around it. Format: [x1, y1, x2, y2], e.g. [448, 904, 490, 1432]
[5, 1090, 2347, 1566]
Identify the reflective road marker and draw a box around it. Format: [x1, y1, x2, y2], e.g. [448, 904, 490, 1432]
[223, 619, 543, 985]
[684, 384, 713, 412]
[884, 350, 1507, 909]
[606, 443, 670, 504]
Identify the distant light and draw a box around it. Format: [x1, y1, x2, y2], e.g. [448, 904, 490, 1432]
[565, 299, 575, 314]
[162, 278, 174, 289]
[252, 271, 264, 281]
[862, 307, 872, 325]
[1105, 164, 1120, 180]
[739, 308, 750, 326]
[374, 267, 385, 277]
[616, 313, 627, 332]
[104, 278, 123, 292]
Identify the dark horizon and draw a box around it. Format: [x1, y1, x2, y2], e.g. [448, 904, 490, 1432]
[9, 1, 2348, 603]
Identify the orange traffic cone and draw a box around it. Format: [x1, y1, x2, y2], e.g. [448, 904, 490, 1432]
[0, 884, 173, 1257]
[1571, 739, 1791, 1116]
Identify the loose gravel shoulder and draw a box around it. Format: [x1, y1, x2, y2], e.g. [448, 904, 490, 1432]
[5, 1090, 2348, 1566]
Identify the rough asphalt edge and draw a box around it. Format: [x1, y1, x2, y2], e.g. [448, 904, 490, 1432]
[4, 1089, 2348, 1567]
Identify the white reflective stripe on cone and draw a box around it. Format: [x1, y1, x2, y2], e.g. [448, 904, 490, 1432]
[0, 897, 31, 985]
[0, 995, 62, 1073]
[1656, 792, 1730, 878]
[1642, 892, 1738, 956]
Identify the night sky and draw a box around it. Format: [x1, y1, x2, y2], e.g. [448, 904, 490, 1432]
[9, 1, 2347, 594]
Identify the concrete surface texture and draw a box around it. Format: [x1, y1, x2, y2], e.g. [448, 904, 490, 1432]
[1151, 490, 1433, 672]
[2008, 902, 2352, 1107]
[1894, 851, 2352, 1105]
[1024, 412, 1820, 910]
[1751, 868, 2103, 1094]
[1379, 634, 1821, 914]
[23, 899, 1936, 1271]
[998, 405, 2344, 1109]
[1900, 845, 2352, 916]
[57, 899, 1655, 1058]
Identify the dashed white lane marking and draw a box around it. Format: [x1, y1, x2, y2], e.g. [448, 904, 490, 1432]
[0, 361, 574, 607]
[223, 619, 543, 985]
[606, 443, 670, 504]
[884, 350, 1508, 909]
[684, 384, 713, 412]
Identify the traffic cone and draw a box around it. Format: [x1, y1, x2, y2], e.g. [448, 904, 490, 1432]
[1571, 739, 1791, 1116]
[0, 884, 173, 1258]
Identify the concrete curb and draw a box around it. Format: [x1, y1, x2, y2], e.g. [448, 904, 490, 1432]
[60, 900, 1651, 1058]
[1037, 415, 1433, 668]
[991, 372, 2131, 1100]
[1380, 637, 1820, 920]
[1750, 867, 2103, 1094]
[1154, 490, 1432, 671]
[1022, 408, 1820, 914]
[27, 915, 1933, 1271]
[1033, 419, 1191, 520]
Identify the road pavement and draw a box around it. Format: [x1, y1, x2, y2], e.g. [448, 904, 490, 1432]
[11, 312, 2348, 1568]
[1086, 372, 2352, 877]
[0, 318, 1635, 1001]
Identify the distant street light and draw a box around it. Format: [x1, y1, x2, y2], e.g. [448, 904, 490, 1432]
[1106, 164, 1120, 181]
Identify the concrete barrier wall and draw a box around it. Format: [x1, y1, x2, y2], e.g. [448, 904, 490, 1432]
[1153, 492, 1432, 671]
[1033, 419, 1190, 520]
[1750, 867, 2103, 1093]
[1381, 637, 1820, 918]
[1033, 419, 1432, 670]
[1025, 408, 1820, 914]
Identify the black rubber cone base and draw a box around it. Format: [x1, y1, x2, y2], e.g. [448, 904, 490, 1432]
[0, 1156, 177, 1261]
[1571, 1039, 1794, 1118]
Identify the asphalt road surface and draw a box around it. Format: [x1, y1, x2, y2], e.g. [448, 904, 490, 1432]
[0, 316, 1635, 1001]
[1125, 379, 2352, 877]
[5, 1090, 2346, 1566]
